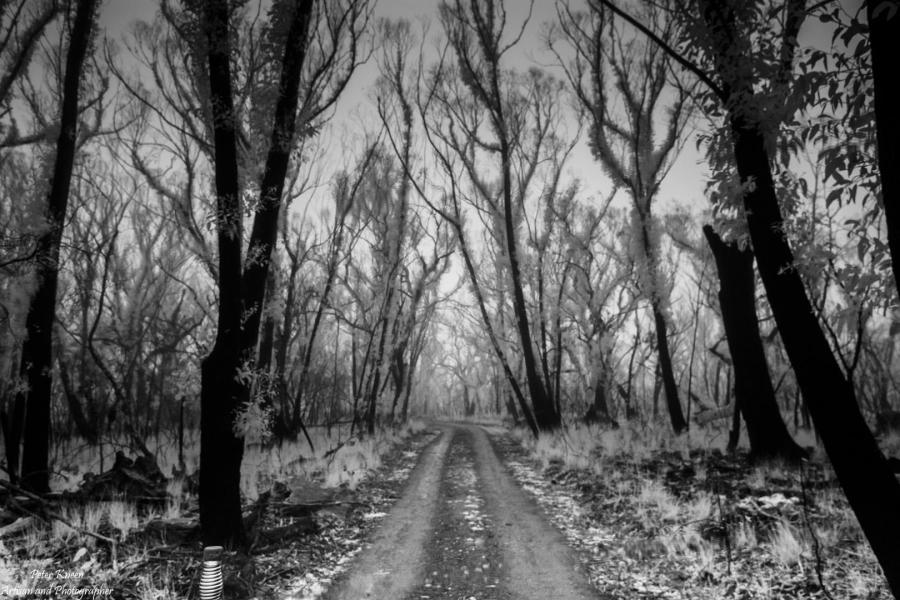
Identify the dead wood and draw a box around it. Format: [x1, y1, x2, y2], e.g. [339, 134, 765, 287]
[144, 517, 200, 546]
[77, 450, 167, 501]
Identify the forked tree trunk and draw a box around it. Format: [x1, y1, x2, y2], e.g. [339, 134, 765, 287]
[17, 0, 96, 492]
[198, 0, 247, 547]
[198, 0, 315, 548]
[701, 2, 900, 592]
[703, 225, 805, 461]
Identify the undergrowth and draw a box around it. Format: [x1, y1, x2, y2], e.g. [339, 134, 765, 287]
[508, 421, 891, 599]
[0, 419, 428, 596]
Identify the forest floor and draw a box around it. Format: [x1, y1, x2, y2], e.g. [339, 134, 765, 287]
[1, 421, 895, 599]
[500, 424, 894, 600]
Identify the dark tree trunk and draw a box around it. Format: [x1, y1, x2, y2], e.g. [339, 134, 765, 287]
[238, 0, 315, 360]
[584, 375, 617, 428]
[399, 349, 418, 423]
[273, 259, 298, 433]
[2, 393, 25, 485]
[454, 224, 538, 435]
[727, 394, 741, 454]
[701, 2, 900, 592]
[257, 268, 277, 375]
[199, 0, 315, 548]
[198, 0, 248, 548]
[651, 305, 687, 433]
[58, 356, 98, 444]
[867, 0, 900, 297]
[17, 0, 96, 492]
[703, 225, 805, 461]
[651, 361, 662, 420]
[502, 155, 559, 430]
[292, 218, 344, 432]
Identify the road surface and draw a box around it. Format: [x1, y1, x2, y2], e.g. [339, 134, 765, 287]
[323, 423, 601, 600]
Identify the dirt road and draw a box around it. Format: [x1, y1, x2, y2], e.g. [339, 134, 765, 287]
[323, 423, 601, 600]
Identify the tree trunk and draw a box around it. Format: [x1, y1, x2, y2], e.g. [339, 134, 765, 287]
[198, 0, 248, 548]
[57, 355, 98, 444]
[238, 0, 315, 366]
[17, 0, 96, 492]
[257, 268, 277, 375]
[703, 225, 805, 461]
[867, 0, 900, 297]
[198, 0, 314, 548]
[701, 2, 900, 592]
[727, 390, 741, 453]
[651, 304, 687, 433]
[651, 361, 662, 420]
[501, 148, 559, 430]
[2, 393, 25, 485]
[584, 375, 617, 428]
[453, 219, 538, 435]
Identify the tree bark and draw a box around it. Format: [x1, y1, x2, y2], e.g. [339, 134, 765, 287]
[701, 2, 900, 592]
[702, 225, 805, 461]
[17, 0, 96, 492]
[867, 0, 900, 297]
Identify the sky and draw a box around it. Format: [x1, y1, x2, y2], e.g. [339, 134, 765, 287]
[92, 0, 854, 243]
[96, 0, 709, 218]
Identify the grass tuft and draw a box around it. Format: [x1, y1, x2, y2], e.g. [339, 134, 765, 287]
[768, 519, 804, 566]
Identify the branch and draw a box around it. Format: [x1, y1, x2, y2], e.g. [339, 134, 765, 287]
[590, 0, 727, 102]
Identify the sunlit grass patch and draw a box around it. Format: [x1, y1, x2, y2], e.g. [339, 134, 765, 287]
[637, 478, 680, 521]
[733, 519, 758, 550]
[323, 438, 383, 489]
[106, 500, 139, 539]
[683, 492, 714, 523]
[768, 519, 805, 566]
[51, 505, 81, 543]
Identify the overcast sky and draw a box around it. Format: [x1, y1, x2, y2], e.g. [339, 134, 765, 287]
[92, 0, 849, 227]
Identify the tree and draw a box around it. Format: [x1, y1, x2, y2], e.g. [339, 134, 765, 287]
[702, 224, 805, 461]
[553, 0, 691, 433]
[680, 0, 900, 591]
[426, 0, 567, 431]
[0, 0, 61, 144]
[15, 0, 97, 492]
[195, 0, 370, 547]
[867, 0, 900, 297]
[555, 193, 634, 426]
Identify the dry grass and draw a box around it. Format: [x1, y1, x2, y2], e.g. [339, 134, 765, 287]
[514, 421, 892, 598]
[517, 421, 753, 472]
[768, 519, 805, 566]
[107, 500, 140, 538]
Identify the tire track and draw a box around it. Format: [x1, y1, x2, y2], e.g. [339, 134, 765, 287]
[323, 426, 453, 600]
[405, 427, 508, 599]
[322, 423, 603, 600]
[469, 425, 603, 600]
